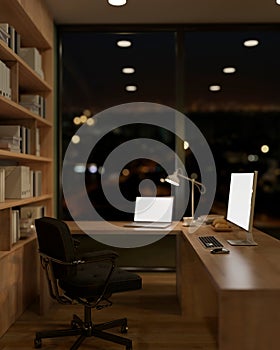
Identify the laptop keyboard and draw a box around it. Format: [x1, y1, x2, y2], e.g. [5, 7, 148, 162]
[124, 222, 171, 228]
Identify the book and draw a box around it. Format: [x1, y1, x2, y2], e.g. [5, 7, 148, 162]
[0, 168, 4, 202]
[35, 128, 40, 156]
[0, 23, 10, 45]
[0, 23, 20, 53]
[33, 170, 42, 196]
[0, 60, 11, 99]
[11, 209, 20, 243]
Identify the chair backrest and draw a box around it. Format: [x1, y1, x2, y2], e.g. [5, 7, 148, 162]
[35, 217, 77, 279]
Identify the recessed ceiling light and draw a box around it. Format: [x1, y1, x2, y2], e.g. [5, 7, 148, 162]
[276, 0, 280, 5]
[117, 40, 131, 48]
[122, 67, 135, 74]
[243, 39, 259, 47]
[125, 85, 137, 92]
[209, 85, 221, 92]
[223, 67, 236, 74]
[108, 0, 127, 6]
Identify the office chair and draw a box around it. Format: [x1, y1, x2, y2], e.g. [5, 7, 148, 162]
[34, 217, 142, 350]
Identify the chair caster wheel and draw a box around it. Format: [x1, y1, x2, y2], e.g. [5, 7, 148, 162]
[34, 338, 42, 348]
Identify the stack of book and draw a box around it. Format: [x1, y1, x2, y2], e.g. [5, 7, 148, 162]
[0, 124, 40, 154]
[20, 94, 46, 118]
[0, 125, 21, 153]
[19, 47, 44, 79]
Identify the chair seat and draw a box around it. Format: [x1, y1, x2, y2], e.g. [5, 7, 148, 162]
[59, 263, 142, 299]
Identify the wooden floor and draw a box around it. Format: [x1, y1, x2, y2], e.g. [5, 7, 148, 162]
[0, 273, 217, 350]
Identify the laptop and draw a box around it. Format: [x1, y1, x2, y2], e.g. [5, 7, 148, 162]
[124, 196, 174, 228]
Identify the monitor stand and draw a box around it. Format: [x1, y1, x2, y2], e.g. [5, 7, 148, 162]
[227, 230, 258, 246]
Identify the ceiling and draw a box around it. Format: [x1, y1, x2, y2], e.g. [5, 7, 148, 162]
[47, 0, 280, 113]
[44, 0, 280, 25]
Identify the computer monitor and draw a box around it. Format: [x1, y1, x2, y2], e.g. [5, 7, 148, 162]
[226, 171, 258, 246]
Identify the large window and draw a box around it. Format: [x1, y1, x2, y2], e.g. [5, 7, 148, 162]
[59, 26, 280, 229]
[59, 29, 176, 220]
[184, 29, 280, 220]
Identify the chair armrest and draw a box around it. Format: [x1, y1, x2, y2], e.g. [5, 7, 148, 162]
[39, 250, 119, 266]
[79, 250, 119, 263]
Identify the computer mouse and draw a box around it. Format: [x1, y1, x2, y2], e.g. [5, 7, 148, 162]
[210, 247, 230, 254]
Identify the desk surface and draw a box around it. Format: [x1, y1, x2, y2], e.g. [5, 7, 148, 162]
[181, 224, 280, 291]
[66, 220, 180, 234]
[66, 220, 280, 291]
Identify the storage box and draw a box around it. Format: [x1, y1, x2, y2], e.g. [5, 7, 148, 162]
[3, 166, 31, 199]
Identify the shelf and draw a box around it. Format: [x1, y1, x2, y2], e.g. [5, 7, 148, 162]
[0, 194, 53, 210]
[0, 0, 54, 337]
[19, 56, 52, 93]
[0, 95, 52, 127]
[0, 232, 37, 260]
[0, 0, 52, 50]
[0, 40, 52, 93]
[0, 149, 52, 162]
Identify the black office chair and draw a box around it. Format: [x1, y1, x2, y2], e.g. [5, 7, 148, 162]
[34, 217, 142, 350]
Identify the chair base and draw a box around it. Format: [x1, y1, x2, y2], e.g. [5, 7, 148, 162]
[34, 307, 132, 350]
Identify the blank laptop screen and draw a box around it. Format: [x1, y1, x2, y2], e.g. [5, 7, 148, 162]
[134, 197, 174, 223]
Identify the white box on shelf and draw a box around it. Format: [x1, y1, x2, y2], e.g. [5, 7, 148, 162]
[19, 47, 44, 78]
[3, 165, 31, 199]
[0, 125, 21, 138]
[20, 205, 46, 220]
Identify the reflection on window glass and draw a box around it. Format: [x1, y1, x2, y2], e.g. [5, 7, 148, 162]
[59, 27, 280, 229]
[60, 30, 176, 220]
[184, 30, 280, 221]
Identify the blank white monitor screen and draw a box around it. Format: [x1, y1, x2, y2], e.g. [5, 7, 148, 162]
[134, 196, 174, 223]
[226, 172, 255, 231]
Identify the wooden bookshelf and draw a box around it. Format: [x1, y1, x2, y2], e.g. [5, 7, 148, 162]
[0, 0, 53, 337]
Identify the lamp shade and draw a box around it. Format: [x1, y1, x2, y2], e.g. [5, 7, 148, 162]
[108, 0, 127, 6]
[165, 171, 180, 186]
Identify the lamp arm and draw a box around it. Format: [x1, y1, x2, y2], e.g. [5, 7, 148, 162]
[177, 173, 206, 194]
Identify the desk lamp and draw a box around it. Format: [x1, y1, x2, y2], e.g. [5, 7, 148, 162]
[165, 168, 206, 218]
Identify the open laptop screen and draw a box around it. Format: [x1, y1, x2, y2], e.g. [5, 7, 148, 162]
[134, 197, 174, 223]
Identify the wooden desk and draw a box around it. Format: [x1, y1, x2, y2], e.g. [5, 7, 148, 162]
[67, 220, 179, 248]
[177, 225, 280, 350]
[65, 221, 280, 349]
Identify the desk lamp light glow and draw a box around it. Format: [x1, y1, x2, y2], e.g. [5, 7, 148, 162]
[165, 168, 206, 218]
[108, 0, 127, 6]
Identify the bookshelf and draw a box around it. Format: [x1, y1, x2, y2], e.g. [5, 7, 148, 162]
[0, 0, 53, 336]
